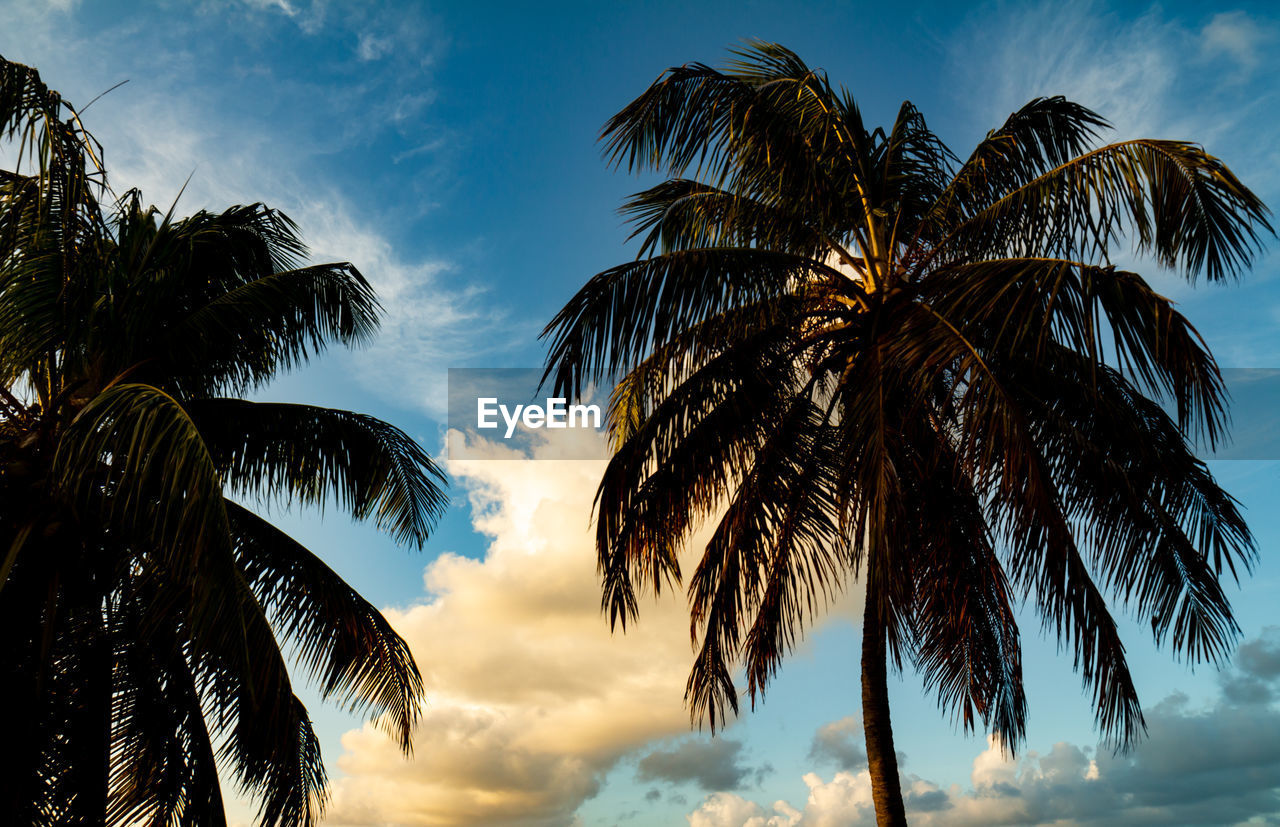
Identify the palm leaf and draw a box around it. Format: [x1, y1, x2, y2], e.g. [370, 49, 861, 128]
[228, 501, 423, 751]
[191, 399, 446, 547]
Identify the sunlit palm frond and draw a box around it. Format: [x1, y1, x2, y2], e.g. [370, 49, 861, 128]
[542, 248, 835, 397]
[935, 139, 1273, 281]
[925, 97, 1108, 235]
[595, 325, 802, 626]
[705, 399, 848, 720]
[620, 178, 826, 259]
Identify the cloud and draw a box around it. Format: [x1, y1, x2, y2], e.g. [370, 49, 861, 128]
[688, 793, 802, 827]
[1220, 626, 1280, 705]
[687, 628, 1280, 826]
[357, 31, 393, 61]
[242, 0, 298, 17]
[806, 716, 867, 772]
[1201, 11, 1272, 75]
[0, 3, 516, 417]
[947, 0, 1280, 324]
[324, 427, 858, 824]
[323, 433, 714, 825]
[952, 2, 1184, 139]
[949, 3, 1279, 184]
[1, 0, 79, 18]
[637, 737, 769, 792]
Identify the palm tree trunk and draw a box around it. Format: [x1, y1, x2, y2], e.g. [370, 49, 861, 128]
[862, 597, 907, 826]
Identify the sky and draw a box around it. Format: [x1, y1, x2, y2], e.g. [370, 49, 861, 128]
[3, 1, 1280, 824]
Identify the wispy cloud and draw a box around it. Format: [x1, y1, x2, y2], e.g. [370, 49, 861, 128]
[953, 2, 1279, 184]
[0, 2, 512, 417]
[242, 0, 298, 18]
[1201, 11, 1273, 78]
[948, 1, 1279, 308]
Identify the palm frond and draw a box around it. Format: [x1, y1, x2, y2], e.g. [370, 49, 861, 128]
[160, 263, 381, 396]
[53, 383, 233, 571]
[108, 601, 226, 827]
[620, 178, 825, 259]
[925, 97, 1108, 236]
[228, 501, 423, 751]
[936, 140, 1273, 281]
[541, 248, 832, 397]
[923, 257, 1229, 444]
[191, 399, 446, 547]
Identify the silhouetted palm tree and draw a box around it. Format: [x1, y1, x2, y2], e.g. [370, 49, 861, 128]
[543, 43, 1271, 825]
[0, 58, 446, 825]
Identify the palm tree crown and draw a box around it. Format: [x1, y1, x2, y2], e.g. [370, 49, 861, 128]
[543, 42, 1271, 825]
[0, 58, 446, 826]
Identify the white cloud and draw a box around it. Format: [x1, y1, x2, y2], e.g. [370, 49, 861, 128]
[687, 792, 800, 827]
[92, 101, 511, 416]
[950, 3, 1279, 190]
[0, 3, 515, 417]
[953, 2, 1185, 139]
[242, 0, 297, 17]
[687, 628, 1280, 826]
[948, 2, 1279, 308]
[324, 428, 860, 825]
[0, 0, 78, 18]
[357, 31, 393, 61]
[1201, 11, 1272, 76]
[323, 433, 710, 825]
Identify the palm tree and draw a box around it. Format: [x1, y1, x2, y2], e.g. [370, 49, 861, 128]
[0, 58, 446, 825]
[542, 43, 1271, 825]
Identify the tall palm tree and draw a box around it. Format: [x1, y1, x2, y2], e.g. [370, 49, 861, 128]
[542, 43, 1271, 825]
[0, 58, 446, 825]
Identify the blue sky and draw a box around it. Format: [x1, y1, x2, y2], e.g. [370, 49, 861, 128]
[4, 1, 1280, 824]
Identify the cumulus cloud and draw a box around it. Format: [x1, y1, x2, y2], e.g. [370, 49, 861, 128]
[1219, 625, 1280, 705]
[637, 737, 771, 792]
[323, 432, 714, 825]
[806, 716, 867, 772]
[323, 426, 860, 824]
[688, 627, 1280, 826]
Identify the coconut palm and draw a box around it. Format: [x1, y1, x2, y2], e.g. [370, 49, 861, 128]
[0, 58, 446, 825]
[542, 42, 1271, 825]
